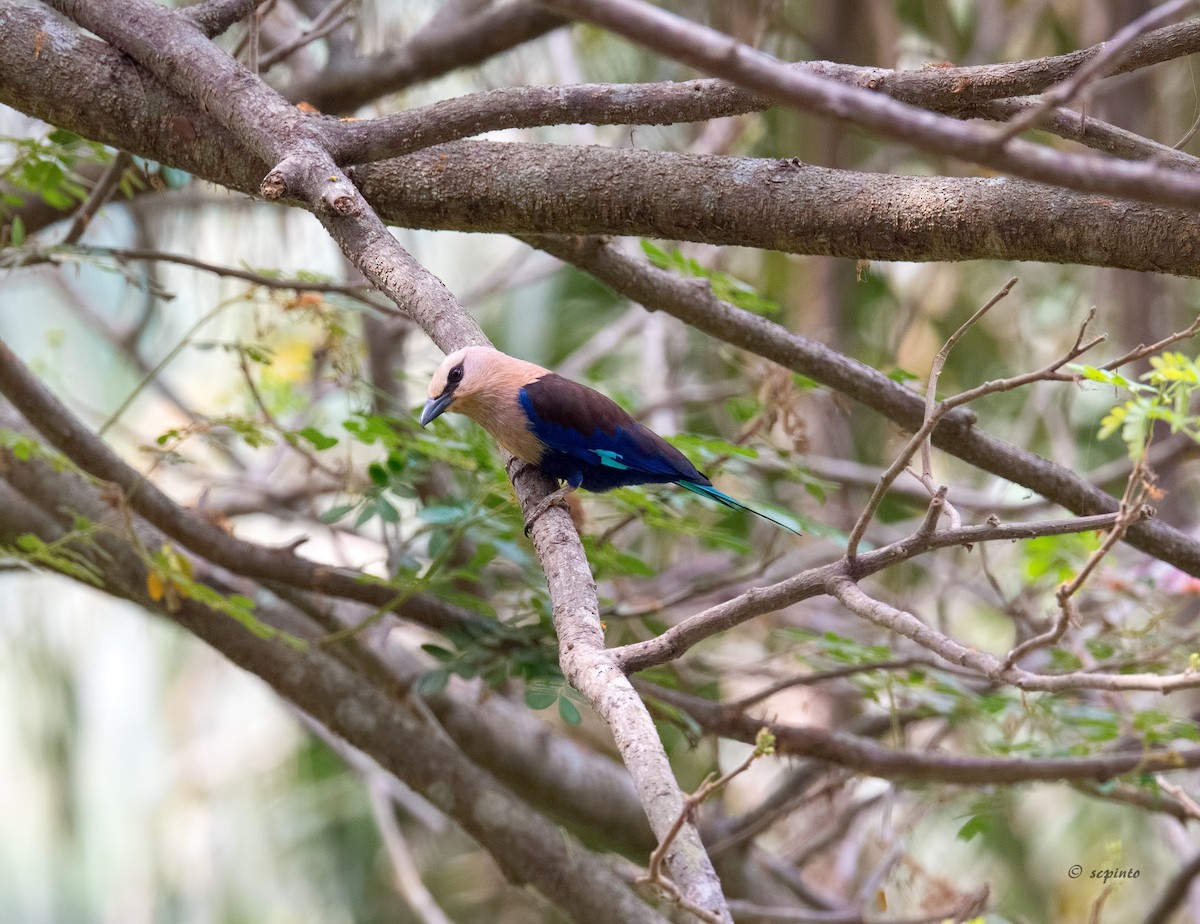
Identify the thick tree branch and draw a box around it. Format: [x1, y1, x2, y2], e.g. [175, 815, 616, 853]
[356, 143, 1200, 276]
[5, 7, 1200, 277]
[539, 0, 1200, 210]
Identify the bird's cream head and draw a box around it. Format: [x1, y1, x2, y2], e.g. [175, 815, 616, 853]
[420, 346, 545, 428]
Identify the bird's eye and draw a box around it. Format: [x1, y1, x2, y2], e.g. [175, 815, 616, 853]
[448, 364, 464, 385]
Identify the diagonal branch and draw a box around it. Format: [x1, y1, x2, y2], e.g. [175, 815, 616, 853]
[990, 0, 1200, 144]
[538, 0, 1200, 210]
[613, 509, 1132, 674]
[645, 683, 1200, 785]
[0, 337, 476, 632]
[525, 235, 1200, 577]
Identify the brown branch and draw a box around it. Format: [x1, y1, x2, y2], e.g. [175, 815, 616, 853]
[965, 96, 1200, 169]
[614, 509, 1130, 674]
[285, 0, 566, 114]
[991, 0, 1200, 144]
[0, 337, 477, 633]
[643, 683, 1200, 785]
[539, 0, 1200, 210]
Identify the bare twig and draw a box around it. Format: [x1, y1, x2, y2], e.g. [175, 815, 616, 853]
[61, 151, 132, 245]
[51, 245, 396, 312]
[847, 295, 1099, 561]
[641, 730, 776, 923]
[1101, 314, 1200, 371]
[918, 277, 1019, 488]
[258, 0, 355, 71]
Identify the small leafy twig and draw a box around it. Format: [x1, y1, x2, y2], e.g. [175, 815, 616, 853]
[234, 346, 344, 480]
[1002, 455, 1154, 668]
[1101, 314, 1200, 371]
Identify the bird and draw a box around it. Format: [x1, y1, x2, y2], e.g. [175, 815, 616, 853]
[419, 346, 801, 536]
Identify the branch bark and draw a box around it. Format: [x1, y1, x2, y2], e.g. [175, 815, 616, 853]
[525, 235, 1200, 578]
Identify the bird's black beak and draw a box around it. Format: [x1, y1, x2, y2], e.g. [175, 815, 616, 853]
[419, 392, 454, 427]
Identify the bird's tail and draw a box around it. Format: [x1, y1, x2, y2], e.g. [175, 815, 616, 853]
[679, 481, 802, 536]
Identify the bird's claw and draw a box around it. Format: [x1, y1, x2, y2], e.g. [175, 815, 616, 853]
[523, 486, 574, 537]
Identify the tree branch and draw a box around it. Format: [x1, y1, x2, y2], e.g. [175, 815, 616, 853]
[645, 683, 1200, 785]
[525, 235, 1200, 577]
[285, 0, 566, 114]
[539, 0, 1200, 210]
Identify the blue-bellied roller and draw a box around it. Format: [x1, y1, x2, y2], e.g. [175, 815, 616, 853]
[420, 346, 800, 535]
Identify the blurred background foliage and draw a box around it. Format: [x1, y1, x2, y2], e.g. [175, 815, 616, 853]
[3, 1, 1200, 922]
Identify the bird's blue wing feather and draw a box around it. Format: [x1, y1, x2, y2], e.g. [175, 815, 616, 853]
[519, 375, 704, 490]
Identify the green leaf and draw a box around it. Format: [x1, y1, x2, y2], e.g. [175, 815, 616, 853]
[367, 461, 389, 486]
[297, 426, 338, 450]
[956, 814, 993, 842]
[557, 697, 582, 725]
[419, 505, 465, 524]
[413, 668, 450, 696]
[320, 504, 356, 524]
[524, 689, 558, 710]
[9, 215, 24, 247]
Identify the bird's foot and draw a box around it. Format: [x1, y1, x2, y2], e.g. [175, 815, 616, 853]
[524, 485, 577, 537]
[506, 458, 537, 483]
